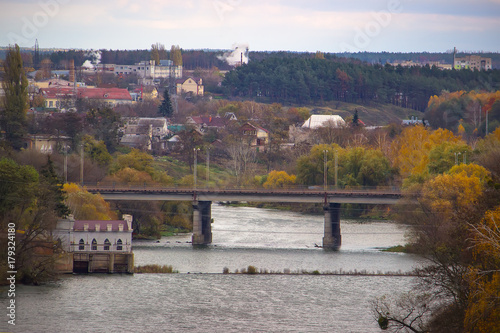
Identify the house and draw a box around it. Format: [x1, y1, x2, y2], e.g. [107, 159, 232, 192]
[40, 87, 133, 109]
[120, 117, 170, 151]
[186, 115, 227, 132]
[402, 116, 429, 126]
[133, 86, 158, 100]
[302, 115, 346, 129]
[35, 78, 87, 89]
[176, 77, 204, 96]
[24, 134, 71, 154]
[54, 215, 134, 273]
[239, 122, 270, 151]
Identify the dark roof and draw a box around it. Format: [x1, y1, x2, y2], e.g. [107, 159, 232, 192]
[189, 116, 227, 128]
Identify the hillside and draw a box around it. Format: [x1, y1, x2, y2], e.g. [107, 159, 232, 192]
[304, 101, 421, 126]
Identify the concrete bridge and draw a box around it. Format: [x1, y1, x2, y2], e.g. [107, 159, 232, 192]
[86, 185, 404, 250]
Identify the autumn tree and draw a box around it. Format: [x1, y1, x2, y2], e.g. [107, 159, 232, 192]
[1, 44, 29, 150]
[390, 126, 463, 184]
[85, 106, 122, 153]
[387, 163, 500, 331]
[83, 135, 112, 167]
[106, 149, 173, 185]
[464, 207, 500, 333]
[263, 170, 296, 189]
[170, 45, 183, 66]
[0, 158, 68, 284]
[63, 183, 117, 220]
[151, 43, 160, 65]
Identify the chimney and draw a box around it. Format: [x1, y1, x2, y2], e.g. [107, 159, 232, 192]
[123, 214, 133, 230]
[69, 59, 75, 83]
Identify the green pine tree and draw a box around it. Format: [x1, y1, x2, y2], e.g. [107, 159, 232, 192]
[159, 89, 174, 117]
[1, 44, 28, 150]
[353, 109, 359, 126]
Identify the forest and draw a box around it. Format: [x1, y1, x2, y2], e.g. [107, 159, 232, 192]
[222, 56, 500, 110]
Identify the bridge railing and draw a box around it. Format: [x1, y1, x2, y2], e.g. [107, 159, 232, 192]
[83, 181, 404, 195]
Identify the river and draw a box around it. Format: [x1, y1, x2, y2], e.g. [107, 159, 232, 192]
[1, 205, 423, 333]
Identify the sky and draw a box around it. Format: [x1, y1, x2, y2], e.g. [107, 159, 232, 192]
[1, 0, 499, 53]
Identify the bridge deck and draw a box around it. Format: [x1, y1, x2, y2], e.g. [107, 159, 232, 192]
[86, 186, 403, 205]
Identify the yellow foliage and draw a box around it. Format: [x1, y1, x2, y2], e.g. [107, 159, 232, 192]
[63, 183, 117, 220]
[391, 126, 464, 179]
[107, 167, 153, 184]
[464, 271, 500, 333]
[448, 163, 491, 184]
[492, 127, 500, 142]
[422, 171, 484, 218]
[263, 170, 296, 189]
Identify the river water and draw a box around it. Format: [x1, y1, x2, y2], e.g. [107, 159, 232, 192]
[1, 205, 423, 333]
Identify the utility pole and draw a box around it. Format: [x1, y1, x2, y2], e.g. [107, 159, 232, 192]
[334, 150, 338, 189]
[323, 150, 328, 191]
[486, 107, 489, 136]
[194, 148, 200, 189]
[80, 143, 84, 185]
[64, 144, 68, 183]
[206, 148, 210, 188]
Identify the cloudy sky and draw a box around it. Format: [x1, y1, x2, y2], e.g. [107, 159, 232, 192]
[1, 0, 499, 53]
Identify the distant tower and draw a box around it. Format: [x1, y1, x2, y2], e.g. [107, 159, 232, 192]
[453, 47, 456, 69]
[69, 59, 75, 83]
[34, 39, 40, 70]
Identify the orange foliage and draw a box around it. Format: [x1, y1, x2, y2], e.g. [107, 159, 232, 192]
[390, 126, 463, 179]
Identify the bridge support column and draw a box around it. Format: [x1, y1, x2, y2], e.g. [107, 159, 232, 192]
[192, 201, 212, 245]
[323, 203, 341, 250]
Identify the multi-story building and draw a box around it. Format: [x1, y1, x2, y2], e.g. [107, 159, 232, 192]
[454, 55, 492, 71]
[113, 60, 182, 80]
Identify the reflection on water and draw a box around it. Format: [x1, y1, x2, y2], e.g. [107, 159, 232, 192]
[1, 205, 423, 333]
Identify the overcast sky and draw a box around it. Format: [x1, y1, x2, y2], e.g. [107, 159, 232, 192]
[1, 0, 499, 53]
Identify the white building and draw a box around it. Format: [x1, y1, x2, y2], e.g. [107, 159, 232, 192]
[120, 117, 170, 151]
[302, 115, 346, 129]
[113, 60, 182, 80]
[55, 215, 133, 253]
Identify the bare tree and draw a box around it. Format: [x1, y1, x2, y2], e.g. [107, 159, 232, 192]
[373, 292, 435, 333]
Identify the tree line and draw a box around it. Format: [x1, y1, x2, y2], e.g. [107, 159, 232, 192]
[223, 56, 500, 110]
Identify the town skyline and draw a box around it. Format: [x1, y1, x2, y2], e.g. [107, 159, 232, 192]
[1, 0, 500, 53]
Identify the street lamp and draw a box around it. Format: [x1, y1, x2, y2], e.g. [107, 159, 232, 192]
[334, 150, 338, 189]
[323, 150, 328, 191]
[454, 152, 461, 165]
[193, 148, 200, 189]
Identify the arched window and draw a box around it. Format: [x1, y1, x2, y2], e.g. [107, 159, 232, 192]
[79, 239, 85, 251]
[91, 239, 97, 251]
[117, 239, 123, 251]
[104, 239, 111, 251]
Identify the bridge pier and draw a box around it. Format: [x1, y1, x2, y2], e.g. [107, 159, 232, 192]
[323, 203, 341, 250]
[192, 201, 212, 245]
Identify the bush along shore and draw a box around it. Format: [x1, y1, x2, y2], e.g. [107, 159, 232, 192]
[134, 264, 178, 273]
[222, 266, 416, 276]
